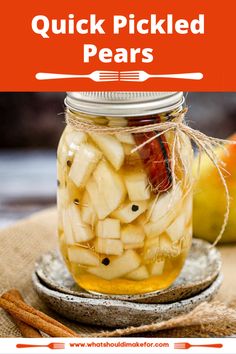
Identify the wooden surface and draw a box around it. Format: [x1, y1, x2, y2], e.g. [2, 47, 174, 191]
[0, 150, 56, 228]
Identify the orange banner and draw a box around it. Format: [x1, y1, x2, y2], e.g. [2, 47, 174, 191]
[0, 0, 235, 91]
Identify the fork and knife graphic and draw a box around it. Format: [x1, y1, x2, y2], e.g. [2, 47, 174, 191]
[36, 70, 203, 82]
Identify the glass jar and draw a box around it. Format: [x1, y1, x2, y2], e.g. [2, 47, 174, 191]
[57, 92, 193, 295]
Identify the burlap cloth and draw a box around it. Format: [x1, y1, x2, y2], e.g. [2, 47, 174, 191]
[0, 208, 236, 338]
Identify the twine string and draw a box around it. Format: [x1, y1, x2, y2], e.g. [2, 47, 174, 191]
[66, 108, 235, 246]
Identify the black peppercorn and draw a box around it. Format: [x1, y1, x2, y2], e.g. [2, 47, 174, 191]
[73, 199, 80, 205]
[132, 204, 139, 212]
[67, 160, 72, 167]
[102, 257, 110, 266]
[57, 179, 60, 187]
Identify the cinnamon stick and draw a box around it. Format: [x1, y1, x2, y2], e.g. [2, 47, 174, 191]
[0, 289, 79, 337]
[6, 290, 42, 338]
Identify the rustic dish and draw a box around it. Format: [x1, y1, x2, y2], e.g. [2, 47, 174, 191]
[35, 238, 221, 303]
[32, 271, 223, 328]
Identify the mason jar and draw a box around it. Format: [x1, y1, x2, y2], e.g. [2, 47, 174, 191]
[57, 92, 193, 295]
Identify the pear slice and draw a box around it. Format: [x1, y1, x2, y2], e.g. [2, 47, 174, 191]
[115, 132, 135, 145]
[69, 204, 94, 243]
[65, 130, 87, 151]
[166, 212, 186, 242]
[93, 160, 126, 213]
[124, 171, 150, 201]
[62, 209, 75, 245]
[144, 185, 183, 238]
[121, 224, 145, 244]
[94, 238, 123, 256]
[144, 217, 171, 239]
[57, 127, 73, 167]
[126, 265, 149, 280]
[86, 177, 111, 219]
[68, 246, 99, 266]
[87, 250, 141, 280]
[148, 184, 183, 223]
[159, 234, 181, 257]
[81, 191, 97, 225]
[148, 260, 165, 276]
[111, 200, 148, 223]
[89, 133, 125, 170]
[159, 234, 175, 253]
[124, 242, 144, 250]
[143, 236, 160, 261]
[107, 117, 127, 127]
[183, 195, 193, 225]
[96, 218, 120, 239]
[69, 143, 102, 188]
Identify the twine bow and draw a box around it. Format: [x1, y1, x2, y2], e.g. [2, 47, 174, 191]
[66, 108, 234, 247]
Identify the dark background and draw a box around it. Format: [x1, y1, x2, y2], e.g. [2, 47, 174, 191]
[0, 92, 235, 228]
[0, 92, 236, 149]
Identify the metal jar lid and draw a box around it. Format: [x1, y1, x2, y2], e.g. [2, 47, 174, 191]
[65, 92, 184, 117]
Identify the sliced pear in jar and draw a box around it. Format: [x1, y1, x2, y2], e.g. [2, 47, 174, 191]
[89, 133, 125, 170]
[96, 218, 120, 239]
[69, 204, 94, 243]
[144, 218, 171, 239]
[94, 238, 123, 256]
[111, 200, 148, 223]
[81, 191, 97, 225]
[115, 132, 135, 145]
[68, 245, 99, 266]
[183, 194, 193, 226]
[69, 143, 102, 188]
[124, 171, 150, 201]
[93, 160, 126, 213]
[159, 234, 173, 252]
[148, 260, 165, 276]
[144, 185, 183, 238]
[166, 212, 186, 242]
[107, 116, 127, 127]
[86, 177, 111, 219]
[57, 158, 67, 189]
[123, 144, 141, 167]
[121, 224, 145, 245]
[159, 234, 181, 257]
[147, 184, 182, 223]
[62, 209, 75, 245]
[124, 242, 144, 250]
[126, 265, 149, 280]
[143, 236, 160, 261]
[57, 127, 73, 168]
[57, 187, 70, 209]
[65, 130, 87, 151]
[87, 250, 141, 280]
[67, 179, 83, 204]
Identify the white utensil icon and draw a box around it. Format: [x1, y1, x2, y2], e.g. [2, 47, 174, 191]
[120, 71, 203, 82]
[36, 71, 119, 82]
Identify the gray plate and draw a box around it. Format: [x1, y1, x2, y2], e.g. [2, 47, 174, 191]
[35, 239, 221, 304]
[32, 272, 223, 328]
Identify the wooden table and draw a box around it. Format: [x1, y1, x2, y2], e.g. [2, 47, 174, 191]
[0, 150, 56, 228]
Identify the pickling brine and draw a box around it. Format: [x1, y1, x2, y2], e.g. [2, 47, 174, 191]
[57, 94, 193, 295]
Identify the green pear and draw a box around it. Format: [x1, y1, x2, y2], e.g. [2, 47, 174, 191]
[193, 134, 236, 243]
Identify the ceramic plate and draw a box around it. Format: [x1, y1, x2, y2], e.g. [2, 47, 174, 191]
[35, 239, 221, 303]
[33, 272, 223, 328]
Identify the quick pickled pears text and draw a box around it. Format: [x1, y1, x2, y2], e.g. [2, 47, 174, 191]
[31, 14, 205, 63]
